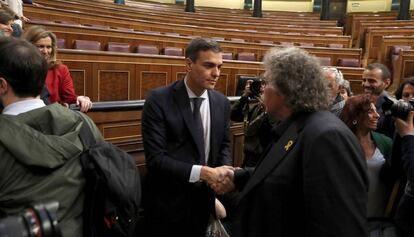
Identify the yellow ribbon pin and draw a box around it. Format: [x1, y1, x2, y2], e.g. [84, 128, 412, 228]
[284, 140, 294, 151]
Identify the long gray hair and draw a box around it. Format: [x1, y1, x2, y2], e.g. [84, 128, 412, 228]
[263, 47, 330, 113]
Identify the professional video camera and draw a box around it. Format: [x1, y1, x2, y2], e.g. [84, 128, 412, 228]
[0, 201, 62, 237]
[382, 95, 414, 119]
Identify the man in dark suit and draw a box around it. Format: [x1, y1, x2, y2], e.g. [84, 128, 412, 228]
[215, 47, 368, 237]
[142, 38, 233, 237]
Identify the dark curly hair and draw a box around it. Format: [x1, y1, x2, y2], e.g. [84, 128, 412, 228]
[339, 94, 375, 134]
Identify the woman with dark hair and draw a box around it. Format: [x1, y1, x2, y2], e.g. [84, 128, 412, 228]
[395, 77, 414, 102]
[340, 94, 393, 218]
[23, 26, 92, 112]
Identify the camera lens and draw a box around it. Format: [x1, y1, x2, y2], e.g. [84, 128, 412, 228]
[0, 202, 61, 237]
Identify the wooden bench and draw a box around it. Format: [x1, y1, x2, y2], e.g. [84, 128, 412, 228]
[378, 35, 414, 67]
[392, 49, 414, 91]
[29, 22, 362, 65]
[39, 0, 336, 26]
[364, 26, 414, 64]
[355, 20, 414, 48]
[345, 11, 398, 35]
[24, 8, 352, 47]
[56, 49, 364, 101]
[30, 2, 343, 36]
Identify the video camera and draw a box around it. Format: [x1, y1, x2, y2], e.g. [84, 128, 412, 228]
[382, 95, 414, 120]
[0, 201, 62, 237]
[235, 76, 264, 99]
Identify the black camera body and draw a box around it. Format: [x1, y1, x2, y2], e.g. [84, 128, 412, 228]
[249, 79, 264, 99]
[382, 95, 414, 119]
[0, 202, 62, 237]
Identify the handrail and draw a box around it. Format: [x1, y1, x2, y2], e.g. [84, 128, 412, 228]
[69, 96, 241, 112]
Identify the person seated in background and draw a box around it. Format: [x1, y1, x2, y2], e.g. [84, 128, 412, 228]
[23, 25, 92, 112]
[0, 37, 103, 237]
[394, 110, 414, 237]
[395, 77, 414, 102]
[0, 10, 13, 37]
[322, 67, 345, 116]
[230, 76, 276, 167]
[340, 94, 396, 221]
[339, 79, 353, 101]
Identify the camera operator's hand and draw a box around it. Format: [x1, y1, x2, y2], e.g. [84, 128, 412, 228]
[395, 111, 414, 137]
[242, 80, 253, 97]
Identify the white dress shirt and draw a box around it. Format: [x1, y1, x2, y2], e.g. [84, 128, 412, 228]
[2, 99, 45, 115]
[184, 79, 211, 183]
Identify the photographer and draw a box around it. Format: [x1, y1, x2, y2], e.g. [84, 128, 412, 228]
[394, 111, 414, 236]
[230, 77, 276, 167]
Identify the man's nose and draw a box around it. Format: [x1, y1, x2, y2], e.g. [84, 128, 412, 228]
[212, 67, 220, 77]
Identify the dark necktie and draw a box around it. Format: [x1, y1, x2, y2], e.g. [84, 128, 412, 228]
[192, 97, 205, 165]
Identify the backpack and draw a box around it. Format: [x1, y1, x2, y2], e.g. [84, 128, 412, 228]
[78, 119, 141, 237]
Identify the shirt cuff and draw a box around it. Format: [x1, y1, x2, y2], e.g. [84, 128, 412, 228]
[403, 133, 414, 137]
[189, 165, 203, 183]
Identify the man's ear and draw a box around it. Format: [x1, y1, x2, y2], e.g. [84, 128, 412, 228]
[384, 78, 391, 89]
[0, 77, 8, 95]
[185, 58, 193, 73]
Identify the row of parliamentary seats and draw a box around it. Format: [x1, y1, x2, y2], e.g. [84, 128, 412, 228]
[24, 19, 361, 67]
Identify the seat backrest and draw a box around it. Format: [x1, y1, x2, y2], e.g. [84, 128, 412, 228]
[55, 20, 80, 27]
[211, 37, 225, 41]
[231, 38, 245, 43]
[56, 38, 66, 49]
[83, 24, 110, 30]
[236, 53, 256, 61]
[107, 42, 130, 53]
[317, 57, 332, 66]
[328, 43, 344, 48]
[279, 42, 295, 47]
[222, 52, 233, 60]
[73, 40, 101, 51]
[163, 47, 183, 56]
[337, 58, 360, 67]
[299, 42, 314, 47]
[390, 45, 412, 56]
[144, 30, 161, 35]
[136, 45, 159, 55]
[163, 32, 180, 36]
[113, 27, 134, 32]
[258, 40, 273, 44]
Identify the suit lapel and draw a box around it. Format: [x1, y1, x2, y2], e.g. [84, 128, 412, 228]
[238, 120, 299, 201]
[173, 80, 205, 163]
[207, 91, 219, 166]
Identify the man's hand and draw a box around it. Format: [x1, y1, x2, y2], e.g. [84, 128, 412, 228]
[395, 111, 414, 137]
[21, 16, 30, 23]
[200, 166, 235, 194]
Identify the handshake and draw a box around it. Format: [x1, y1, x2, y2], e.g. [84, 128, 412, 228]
[200, 166, 237, 194]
